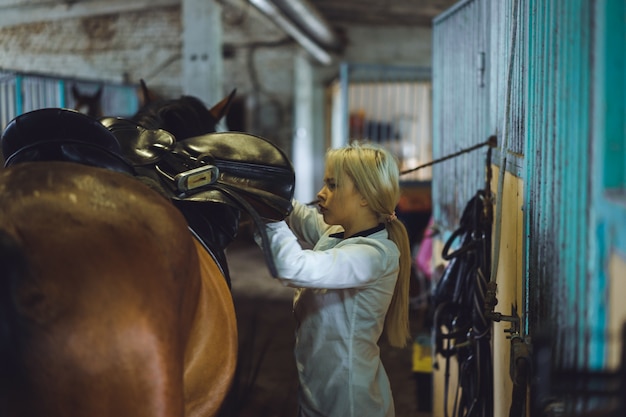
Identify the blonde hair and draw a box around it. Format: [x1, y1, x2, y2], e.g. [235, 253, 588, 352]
[325, 142, 412, 348]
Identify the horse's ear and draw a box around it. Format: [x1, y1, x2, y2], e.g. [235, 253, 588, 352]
[71, 84, 80, 99]
[138, 79, 158, 107]
[94, 86, 103, 100]
[209, 89, 237, 123]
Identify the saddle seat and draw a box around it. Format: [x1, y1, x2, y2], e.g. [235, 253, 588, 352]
[1, 109, 296, 282]
[1, 108, 134, 174]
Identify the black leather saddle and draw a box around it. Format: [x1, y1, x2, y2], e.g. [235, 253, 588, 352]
[2, 108, 134, 174]
[1, 108, 295, 282]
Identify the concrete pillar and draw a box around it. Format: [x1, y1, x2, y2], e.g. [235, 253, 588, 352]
[181, 0, 223, 105]
[292, 51, 325, 203]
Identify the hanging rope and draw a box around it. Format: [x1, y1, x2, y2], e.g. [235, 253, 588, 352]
[400, 136, 497, 176]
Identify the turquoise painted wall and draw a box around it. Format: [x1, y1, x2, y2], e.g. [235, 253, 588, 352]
[433, 0, 626, 413]
[525, 0, 594, 369]
[526, 0, 626, 370]
[589, 0, 626, 365]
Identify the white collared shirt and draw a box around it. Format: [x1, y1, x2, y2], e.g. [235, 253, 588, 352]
[261, 201, 400, 417]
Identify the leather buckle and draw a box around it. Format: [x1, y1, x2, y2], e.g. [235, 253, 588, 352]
[175, 164, 219, 193]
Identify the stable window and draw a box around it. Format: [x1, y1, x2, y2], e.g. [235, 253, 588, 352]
[329, 63, 433, 182]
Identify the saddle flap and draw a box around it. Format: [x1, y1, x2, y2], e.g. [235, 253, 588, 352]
[171, 131, 295, 221]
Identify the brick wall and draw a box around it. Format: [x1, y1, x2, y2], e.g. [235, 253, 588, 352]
[0, 1, 432, 152]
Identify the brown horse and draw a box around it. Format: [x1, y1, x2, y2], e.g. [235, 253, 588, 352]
[0, 161, 237, 417]
[0, 87, 294, 416]
[71, 84, 104, 119]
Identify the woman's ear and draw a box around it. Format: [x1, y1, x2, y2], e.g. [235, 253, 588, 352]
[359, 196, 369, 207]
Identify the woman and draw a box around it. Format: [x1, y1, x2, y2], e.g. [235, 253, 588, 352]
[257, 142, 412, 417]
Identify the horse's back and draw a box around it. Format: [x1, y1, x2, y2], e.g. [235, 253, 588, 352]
[0, 161, 237, 417]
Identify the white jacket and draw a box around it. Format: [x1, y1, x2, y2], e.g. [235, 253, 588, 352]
[260, 200, 400, 417]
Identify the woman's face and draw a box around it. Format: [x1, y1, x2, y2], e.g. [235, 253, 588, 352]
[316, 167, 364, 228]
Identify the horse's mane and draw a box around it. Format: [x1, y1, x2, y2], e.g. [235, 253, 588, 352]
[131, 95, 219, 140]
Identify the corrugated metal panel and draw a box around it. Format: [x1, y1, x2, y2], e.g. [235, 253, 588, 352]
[488, 0, 526, 173]
[0, 72, 17, 129]
[435, 0, 613, 371]
[486, 0, 527, 303]
[0, 71, 139, 130]
[21, 76, 65, 113]
[433, 0, 623, 411]
[525, 0, 593, 369]
[433, 0, 489, 229]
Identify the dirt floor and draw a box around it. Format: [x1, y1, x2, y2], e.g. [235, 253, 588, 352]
[220, 235, 433, 417]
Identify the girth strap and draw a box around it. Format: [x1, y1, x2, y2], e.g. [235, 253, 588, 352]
[208, 182, 279, 277]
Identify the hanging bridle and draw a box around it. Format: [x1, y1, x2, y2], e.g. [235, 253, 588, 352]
[431, 145, 494, 417]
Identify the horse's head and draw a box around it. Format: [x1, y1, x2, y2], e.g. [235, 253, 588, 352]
[132, 80, 236, 141]
[71, 84, 103, 119]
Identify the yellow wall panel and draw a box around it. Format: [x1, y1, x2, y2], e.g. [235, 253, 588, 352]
[490, 167, 524, 417]
[431, 166, 524, 416]
[608, 253, 626, 369]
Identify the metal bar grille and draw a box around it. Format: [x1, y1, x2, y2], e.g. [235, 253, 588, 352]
[0, 72, 16, 130]
[347, 80, 432, 181]
[0, 70, 139, 130]
[333, 63, 433, 183]
[489, 0, 526, 172]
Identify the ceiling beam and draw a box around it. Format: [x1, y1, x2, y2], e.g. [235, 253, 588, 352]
[248, 0, 333, 65]
[0, 0, 179, 28]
